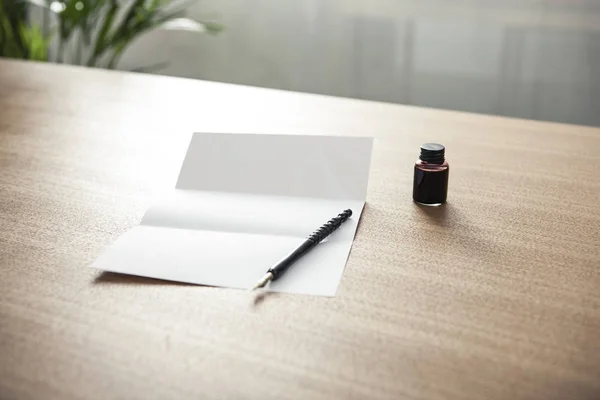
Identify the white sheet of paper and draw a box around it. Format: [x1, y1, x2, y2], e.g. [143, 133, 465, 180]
[92, 132, 373, 296]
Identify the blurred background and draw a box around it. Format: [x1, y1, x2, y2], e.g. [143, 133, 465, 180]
[3, 0, 600, 127]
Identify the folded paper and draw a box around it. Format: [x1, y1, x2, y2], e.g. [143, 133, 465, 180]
[92, 132, 373, 296]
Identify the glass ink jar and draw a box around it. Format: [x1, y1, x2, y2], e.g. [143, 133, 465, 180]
[413, 143, 449, 206]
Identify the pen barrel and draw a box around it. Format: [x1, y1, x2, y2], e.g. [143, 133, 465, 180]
[267, 209, 353, 280]
[268, 240, 314, 279]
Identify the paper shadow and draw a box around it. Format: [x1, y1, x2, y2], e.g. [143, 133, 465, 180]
[93, 271, 196, 287]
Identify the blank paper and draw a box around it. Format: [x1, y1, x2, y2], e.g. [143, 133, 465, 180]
[92, 133, 373, 296]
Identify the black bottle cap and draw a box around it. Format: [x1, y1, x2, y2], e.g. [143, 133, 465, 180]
[419, 143, 445, 164]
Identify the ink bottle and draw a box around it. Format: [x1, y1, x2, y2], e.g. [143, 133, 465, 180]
[413, 143, 449, 206]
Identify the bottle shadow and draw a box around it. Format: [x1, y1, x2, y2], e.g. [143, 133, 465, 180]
[414, 202, 506, 261]
[415, 202, 453, 227]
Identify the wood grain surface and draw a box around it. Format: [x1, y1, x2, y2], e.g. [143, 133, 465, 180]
[1, 59, 600, 400]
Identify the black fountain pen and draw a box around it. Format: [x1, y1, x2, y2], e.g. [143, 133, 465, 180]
[251, 209, 353, 290]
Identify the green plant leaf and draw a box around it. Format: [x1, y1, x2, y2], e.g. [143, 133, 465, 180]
[20, 23, 50, 60]
[116, 0, 146, 38]
[2, 0, 223, 67]
[88, 0, 118, 65]
[6, 7, 28, 57]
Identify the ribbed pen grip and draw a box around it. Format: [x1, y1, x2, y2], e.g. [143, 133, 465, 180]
[307, 209, 353, 244]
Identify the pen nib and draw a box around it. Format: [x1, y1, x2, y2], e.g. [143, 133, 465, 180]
[251, 272, 274, 291]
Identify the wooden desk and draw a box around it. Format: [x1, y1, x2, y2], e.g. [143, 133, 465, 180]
[1, 59, 599, 400]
